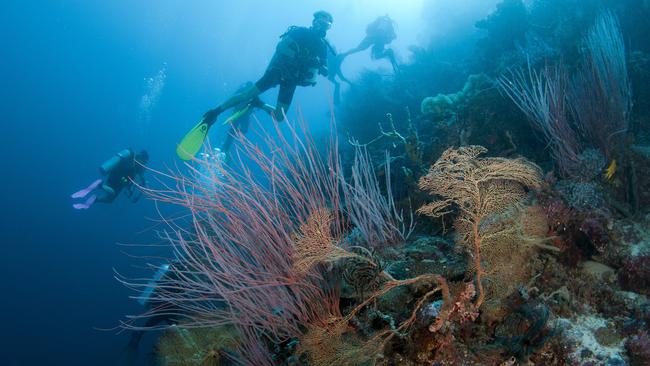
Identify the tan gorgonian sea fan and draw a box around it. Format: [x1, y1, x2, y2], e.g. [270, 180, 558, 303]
[296, 315, 381, 366]
[417, 146, 542, 309]
[297, 274, 450, 366]
[292, 207, 356, 275]
[479, 204, 549, 320]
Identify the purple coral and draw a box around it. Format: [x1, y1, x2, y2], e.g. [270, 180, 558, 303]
[578, 213, 610, 253]
[619, 255, 650, 295]
[626, 331, 650, 366]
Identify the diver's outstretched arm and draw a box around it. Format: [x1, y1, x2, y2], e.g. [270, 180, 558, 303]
[338, 68, 352, 85]
[341, 37, 373, 57]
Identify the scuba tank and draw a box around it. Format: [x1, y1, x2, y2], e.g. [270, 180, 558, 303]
[275, 26, 322, 86]
[138, 263, 171, 306]
[100, 149, 132, 175]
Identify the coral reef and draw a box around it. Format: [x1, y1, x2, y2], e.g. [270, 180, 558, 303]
[626, 331, 650, 366]
[128, 2, 650, 365]
[155, 326, 239, 365]
[619, 255, 650, 296]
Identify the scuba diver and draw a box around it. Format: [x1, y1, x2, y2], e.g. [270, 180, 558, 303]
[176, 10, 335, 160]
[71, 148, 149, 209]
[122, 263, 182, 365]
[341, 15, 399, 72]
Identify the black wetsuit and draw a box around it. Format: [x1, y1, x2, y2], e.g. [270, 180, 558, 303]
[255, 26, 330, 107]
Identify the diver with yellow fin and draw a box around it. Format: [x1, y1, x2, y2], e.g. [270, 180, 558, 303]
[177, 10, 335, 160]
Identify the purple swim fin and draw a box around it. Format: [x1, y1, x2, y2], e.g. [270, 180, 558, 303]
[71, 179, 102, 199]
[73, 194, 97, 210]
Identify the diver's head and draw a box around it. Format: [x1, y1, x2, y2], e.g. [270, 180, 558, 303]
[136, 150, 149, 165]
[312, 10, 333, 37]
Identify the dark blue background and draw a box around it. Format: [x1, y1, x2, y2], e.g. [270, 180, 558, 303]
[0, 2, 175, 365]
[0, 1, 338, 364]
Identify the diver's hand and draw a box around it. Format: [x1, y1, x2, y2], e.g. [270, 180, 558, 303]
[202, 108, 221, 126]
[318, 65, 328, 77]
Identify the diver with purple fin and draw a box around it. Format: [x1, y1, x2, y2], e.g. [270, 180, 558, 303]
[71, 148, 149, 209]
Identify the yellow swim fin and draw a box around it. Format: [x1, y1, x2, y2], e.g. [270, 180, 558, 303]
[222, 103, 252, 126]
[176, 120, 211, 160]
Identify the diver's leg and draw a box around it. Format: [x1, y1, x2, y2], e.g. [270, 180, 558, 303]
[202, 84, 262, 126]
[372, 46, 399, 72]
[239, 114, 251, 134]
[385, 48, 399, 72]
[337, 67, 352, 85]
[210, 66, 280, 123]
[371, 43, 384, 60]
[342, 37, 372, 57]
[71, 178, 102, 199]
[217, 85, 262, 114]
[221, 125, 236, 153]
[274, 84, 296, 122]
[95, 185, 117, 203]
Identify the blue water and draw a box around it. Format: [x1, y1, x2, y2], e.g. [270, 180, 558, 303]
[0, 2, 331, 364]
[1, 2, 163, 363]
[0, 1, 500, 364]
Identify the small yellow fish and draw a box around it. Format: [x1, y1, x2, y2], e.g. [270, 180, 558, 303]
[604, 159, 617, 180]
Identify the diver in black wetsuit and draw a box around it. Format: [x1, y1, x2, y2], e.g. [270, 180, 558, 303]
[177, 11, 335, 161]
[200, 10, 334, 125]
